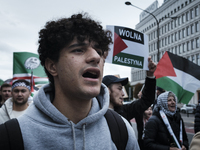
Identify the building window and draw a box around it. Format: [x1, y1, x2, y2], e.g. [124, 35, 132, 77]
[186, 26, 190, 36]
[168, 22, 170, 31]
[174, 18, 177, 27]
[165, 24, 167, 32]
[195, 6, 199, 17]
[186, 11, 190, 21]
[182, 14, 185, 23]
[162, 38, 164, 47]
[187, 56, 190, 61]
[175, 46, 177, 54]
[162, 26, 164, 34]
[178, 16, 181, 25]
[195, 22, 199, 32]
[172, 47, 174, 53]
[196, 54, 200, 65]
[191, 39, 194, 50]
[187, 41, 190, 51]
[191, 24, 194, 34]
[191, 9, 194, 19]
[165, 37, 167, 46]
[168, 36, 170, 44]
[171, 34, 174, 43]
[196, 38, 199, 48]
[178, 30, 181, 39]
[183, 43, 186, 53]
[179, 44, 182, 54]
[175, 32, 177, 41]
[192, 55, 195, 63]
[182, 28, 185, 38]
[171, 21, 174, 29]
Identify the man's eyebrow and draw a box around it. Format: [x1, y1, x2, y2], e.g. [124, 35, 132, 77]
[68, 43, 87, 49]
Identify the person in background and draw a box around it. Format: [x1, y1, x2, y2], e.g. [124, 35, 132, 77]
[102, 56, 156, 125]
[0, 83, 12, 107]
[0, 79, 32, 124]
[143, 91, 188, 150]
[1, 13, 140, 150]
[194, 100, 200, 133]
[156, 86, 165, 97]
[190, 131, 200, 150]
[152, 86, 165, 109]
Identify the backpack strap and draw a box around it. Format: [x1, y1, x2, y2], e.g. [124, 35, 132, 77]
[0, 118, 24, 150]
[104, 109, 128, 150]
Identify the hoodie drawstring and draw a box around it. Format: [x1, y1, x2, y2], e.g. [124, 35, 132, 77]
[69, 121, 86, 150]
[82, 124, 86, 150]
[70, 121, 76, 150]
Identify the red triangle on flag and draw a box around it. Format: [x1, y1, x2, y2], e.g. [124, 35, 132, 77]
[154, 52, 176, 79]
[113, 32, 128, 56]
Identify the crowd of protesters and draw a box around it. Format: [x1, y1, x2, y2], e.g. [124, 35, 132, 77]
[0, 12, 199, 150]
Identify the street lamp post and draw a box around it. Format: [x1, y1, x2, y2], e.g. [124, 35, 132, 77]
[125, 1, 160, 61]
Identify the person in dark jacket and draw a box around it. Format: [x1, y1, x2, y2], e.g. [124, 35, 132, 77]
[143, 91, 188, 150]
[194, 100, 200, 133]
[102, 56, 156, 125]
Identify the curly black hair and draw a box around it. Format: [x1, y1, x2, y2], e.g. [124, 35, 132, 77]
[38, 12, 113, 85]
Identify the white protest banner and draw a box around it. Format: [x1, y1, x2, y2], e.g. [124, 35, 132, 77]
[106, 25, 149, 70]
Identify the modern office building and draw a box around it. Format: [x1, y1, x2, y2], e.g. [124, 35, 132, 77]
[131, 0, 200, 104]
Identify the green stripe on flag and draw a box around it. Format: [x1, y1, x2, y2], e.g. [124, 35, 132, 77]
[157, 77, 194, 104]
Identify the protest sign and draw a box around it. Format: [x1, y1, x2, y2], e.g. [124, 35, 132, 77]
[106, 25, 149, 70]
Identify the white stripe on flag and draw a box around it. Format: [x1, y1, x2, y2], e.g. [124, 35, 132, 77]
[168, 68, 200, 93]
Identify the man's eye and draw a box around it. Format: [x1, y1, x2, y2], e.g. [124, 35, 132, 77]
[72, 49, 84, 53]
[96, 50, 103, 56]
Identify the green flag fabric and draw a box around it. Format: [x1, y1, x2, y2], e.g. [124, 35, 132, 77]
[155, 51, 200, 104]
[13, 52, 49, 85]
[0, 79, 4, 86]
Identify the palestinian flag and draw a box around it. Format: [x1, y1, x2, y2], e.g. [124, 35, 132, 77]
[13, 52, 49, 93]
[155, 51, 200, 104]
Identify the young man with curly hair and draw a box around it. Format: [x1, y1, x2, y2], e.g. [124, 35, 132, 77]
[0, 13, 139, 150]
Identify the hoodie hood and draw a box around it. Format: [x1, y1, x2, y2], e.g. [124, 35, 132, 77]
[32, 83, 110, 127]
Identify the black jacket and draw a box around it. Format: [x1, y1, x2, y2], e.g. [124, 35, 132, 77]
[114, 77, 155, 149]
[143, 108, 189, 150]
[114, 77, 156, 124]
[194, 104, 200, 133]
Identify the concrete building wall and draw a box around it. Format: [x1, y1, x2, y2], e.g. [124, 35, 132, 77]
[131, 0, 200, 104]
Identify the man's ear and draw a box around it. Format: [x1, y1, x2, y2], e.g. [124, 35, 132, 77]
[45, 58, 58, 77]
[108, 87, 111, 95]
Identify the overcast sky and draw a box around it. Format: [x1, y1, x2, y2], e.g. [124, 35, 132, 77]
[0, 0, 163, 81]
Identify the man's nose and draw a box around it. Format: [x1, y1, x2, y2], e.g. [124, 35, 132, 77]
[86, 47, 100, 64]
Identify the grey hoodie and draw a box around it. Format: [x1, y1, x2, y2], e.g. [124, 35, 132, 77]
[18, 84, 139, 150]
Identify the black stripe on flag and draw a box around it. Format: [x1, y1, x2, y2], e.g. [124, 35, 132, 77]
[168, 52, 200, 80]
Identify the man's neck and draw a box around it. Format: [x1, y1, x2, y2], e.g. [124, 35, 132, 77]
[13, 102, 29, 111]
[109, 103, 114, 110]
[53, 94, 92, 124]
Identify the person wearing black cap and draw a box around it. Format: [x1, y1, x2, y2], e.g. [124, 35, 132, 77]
[156, 86, 165, 97]
[102, 57, 157, 125]
[152, 86, 166, 109]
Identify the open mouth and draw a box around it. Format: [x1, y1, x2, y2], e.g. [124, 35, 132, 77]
[82, 70, 99, 79]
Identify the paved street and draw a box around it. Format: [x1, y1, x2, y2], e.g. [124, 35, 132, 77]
[131, 112, 195, 145]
